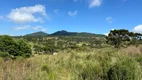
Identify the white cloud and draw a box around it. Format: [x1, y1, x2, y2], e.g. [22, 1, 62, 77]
[14, 25, 30, 30]
[14, 25, 46, 31]
[106, 17, 113, 23]
[8, 5, 47, 23]
[104, 29, 115, 36]
[111, 28, 115, 31]
[89, 0, 102, 8]
[68, 10, 78, 16]
[104, 33, 109, 36]
[33, 26, 47, 31]
[133, 25, 142, 33]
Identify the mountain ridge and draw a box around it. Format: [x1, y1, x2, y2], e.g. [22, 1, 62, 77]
[23, 30, 105, 37]
[24, 31, 48, 37]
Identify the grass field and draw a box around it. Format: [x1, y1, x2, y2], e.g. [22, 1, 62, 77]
[0, 46, 142, 80]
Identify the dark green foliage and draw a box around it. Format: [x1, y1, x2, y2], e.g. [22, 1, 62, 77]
[33, 45, 43, 54]
[16, 39, 32, 57]
[0, 35, 18, 57]
[33, 40, 57, 54]
[0, 35, 32, 59]
[0, 51, 10, 61]
[43, 45, 57, 54]
[106, 29, 142, 48]
[0, 51, 9, 58]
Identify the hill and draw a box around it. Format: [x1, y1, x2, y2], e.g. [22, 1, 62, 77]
[51, 30, 105, 37]
[24, 31, 48, 37]
[23, 30, 105, 37]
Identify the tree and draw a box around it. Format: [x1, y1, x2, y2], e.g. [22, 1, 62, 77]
[106, 29, 142, 48]
[16, 39, 32, 57]
[0, 35, 32, 59]
[0, 35, 17, 55]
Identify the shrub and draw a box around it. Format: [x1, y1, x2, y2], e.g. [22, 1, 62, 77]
[16, 39, 32, 58]
[0, 35, 32, 59]
[41, 64, 50, 74]
[107, 58, 142, 80]
[135, 55, 142, 66]
[0, 51, 10, 61]
[0, 35, 17, 54]
[77, 61, 103, 80]
[0, 51, 9, 58]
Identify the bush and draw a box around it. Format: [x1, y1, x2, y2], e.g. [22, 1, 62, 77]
[41, 64, 50, 74]
[0, 35, 32, 59]
[76, 61, 103, 80]
[16, 39, 32, 58]
[0, 35, 17, 54]
[135, 55, 142, 66]
[107, 58, 142, 80]
[0, 51, 9, 58]
[0, 51, 10, 61]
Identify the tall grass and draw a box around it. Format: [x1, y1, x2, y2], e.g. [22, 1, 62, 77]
[0, 47, 142, 80]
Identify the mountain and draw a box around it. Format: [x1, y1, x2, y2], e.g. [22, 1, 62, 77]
[23, 30, 105, 37]
[51, 30, 105, 37]
[24, 31, 48, 37]
[51, 30, 76, 36]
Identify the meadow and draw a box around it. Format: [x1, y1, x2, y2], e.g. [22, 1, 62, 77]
[1, 46, 142, 80]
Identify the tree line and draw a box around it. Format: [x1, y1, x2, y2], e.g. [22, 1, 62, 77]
[0, 29, 142, 60]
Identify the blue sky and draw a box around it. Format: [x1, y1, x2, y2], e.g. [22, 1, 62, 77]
[0, 0, 142, 36]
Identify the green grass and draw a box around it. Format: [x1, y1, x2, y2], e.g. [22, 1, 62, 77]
[0, 47, 142, 80]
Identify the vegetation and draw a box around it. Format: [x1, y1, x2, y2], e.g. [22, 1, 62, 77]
[25, 31, 48, 37]
[23, 30, 105, 37]
[0, 47, 142, 80]
[51, 30, 105, 37]
[0, 35, 32, 59]
[0, 29, 142, 80]
[106, 29, 142, 48]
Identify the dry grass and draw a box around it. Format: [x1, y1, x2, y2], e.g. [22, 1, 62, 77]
[0, 47, 142, 80]
[139, 45, 142, 53]
[0, 60, 30, 80]
[119, 45, 142, 56]
[0, 52, 73, 80]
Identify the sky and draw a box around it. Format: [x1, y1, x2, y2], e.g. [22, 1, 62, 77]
[0, 0, 142, 36]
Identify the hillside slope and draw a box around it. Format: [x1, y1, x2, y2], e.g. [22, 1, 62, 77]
[24, 31, 48, 37]
[51, 30, 105, 37]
